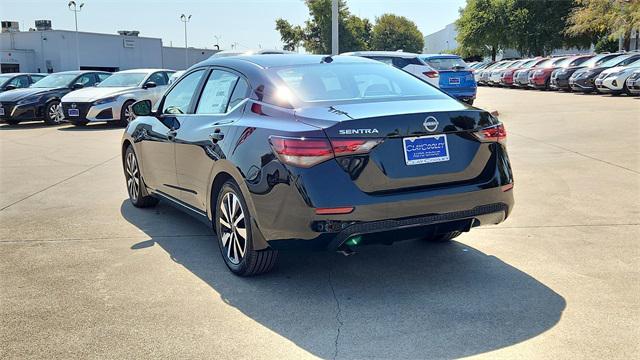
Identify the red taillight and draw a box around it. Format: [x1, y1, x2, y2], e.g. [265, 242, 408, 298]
[423, 70, 439, 78]
[475, 124, 507, 144]
[269, 136, 381, 168]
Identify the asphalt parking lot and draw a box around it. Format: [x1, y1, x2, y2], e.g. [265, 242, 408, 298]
[1, 88, 638, 359]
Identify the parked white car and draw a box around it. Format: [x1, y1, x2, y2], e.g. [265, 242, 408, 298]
[594, 58, 640, 95]
[61, 69, 175, 126]
[626, 68, 640, 95]
[342, 51, 440, 87]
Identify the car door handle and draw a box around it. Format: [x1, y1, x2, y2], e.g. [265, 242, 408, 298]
[210, 130, 224, 143]
[167, 129, 177, 141]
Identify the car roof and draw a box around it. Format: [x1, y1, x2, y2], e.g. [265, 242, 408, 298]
[49, 70, 110, 75]
[0, 73, 47, 76]
[198, 54, 377, 69]
[420, 54, 462, 59]
[115, 69, 174, 74]
[342, 51, 421, 59]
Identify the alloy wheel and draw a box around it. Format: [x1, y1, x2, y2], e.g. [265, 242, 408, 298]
[125, 152, 139, 202]
[124, 105, 136, 123]
[219, 192, 247, 264]
[49, 103, 64, 123]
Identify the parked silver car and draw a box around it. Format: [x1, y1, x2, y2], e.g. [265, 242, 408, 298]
[61, 69, 174, 126]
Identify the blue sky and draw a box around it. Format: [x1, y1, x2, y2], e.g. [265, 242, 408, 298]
[1, 0, 466, 50]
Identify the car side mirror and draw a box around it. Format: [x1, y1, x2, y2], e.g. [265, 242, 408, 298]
[131, 99, 153, 117]
[72, 83, 84, 90]
[143, 82, 157, 89]
[4, 85, 17, 91]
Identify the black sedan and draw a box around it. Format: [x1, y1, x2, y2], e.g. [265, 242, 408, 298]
[569, 53, 640, 93]
[0, 73, 47, 93]
[551, 53, 622, 91]
[122, 55, 514, 276]
[0, 70, 110, 125]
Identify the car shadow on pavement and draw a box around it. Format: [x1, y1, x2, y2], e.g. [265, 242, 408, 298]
[57, 123, 124, 131]
[122, 200, 566, 359]
[0, 121, 63, 130]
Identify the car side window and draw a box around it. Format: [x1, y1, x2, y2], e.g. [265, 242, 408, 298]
[227, 78, 250, 110]
[97, 73, 110, 82]
[392, 58, 410, 68]
[30, 75, 46, 84]
[148, 72, 168, 86]
[76, 74, 96, 87]
[196, 70, 239, 114]
[8, 75, 29, 88]
[162, 69, 206, 115]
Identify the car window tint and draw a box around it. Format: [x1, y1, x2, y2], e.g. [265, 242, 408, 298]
[392, 57, 411, 68]
[30, 75, 46, 83]
[97, 73, 110, 82]
[162, 69, 206, 115]
[148, 72, 168, 86]
[76, 74, 96, 87]
[370, 57, 393, 66]
[228, 78, 249, 110]
[9, 75, 29, 88]
[196, 70, 239, 114]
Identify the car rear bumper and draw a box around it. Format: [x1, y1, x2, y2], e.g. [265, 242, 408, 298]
[254, 147, 514, 250]
[443, 87, 477, 101]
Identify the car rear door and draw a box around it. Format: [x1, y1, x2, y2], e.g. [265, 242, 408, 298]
[173, 68, 249, 210]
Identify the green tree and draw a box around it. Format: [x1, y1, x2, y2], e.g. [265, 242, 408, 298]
[275, 0, 371, 54]
[370, 14, 424, 53]
[455, 0, 512, 61]
[566, 0, 640, 51]
[509, 0, 590, 56]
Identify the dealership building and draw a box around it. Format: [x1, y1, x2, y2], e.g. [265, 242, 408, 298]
[0, 21, 220, 73]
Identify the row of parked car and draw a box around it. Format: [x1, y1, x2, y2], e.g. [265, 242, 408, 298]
[470, 51, 640, 95]
[0, 69, 178, 126]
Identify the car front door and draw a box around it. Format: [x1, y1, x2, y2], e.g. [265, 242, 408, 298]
[174, 68, 249, 210]
[136, 68, 207, 200]
[144, 71, 171, 105]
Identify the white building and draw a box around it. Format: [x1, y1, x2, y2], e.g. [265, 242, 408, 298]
[423, 23, 458, 54]
[0, 23, 220, 73]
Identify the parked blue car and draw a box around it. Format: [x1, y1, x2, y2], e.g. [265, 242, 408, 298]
[419, 54, 477, 105]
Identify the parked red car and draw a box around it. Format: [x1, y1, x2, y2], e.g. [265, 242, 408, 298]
[529, 55, 593, 90]
[500, 58, 540, 87]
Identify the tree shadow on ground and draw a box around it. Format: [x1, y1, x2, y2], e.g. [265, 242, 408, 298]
[122, 200, 565, 359]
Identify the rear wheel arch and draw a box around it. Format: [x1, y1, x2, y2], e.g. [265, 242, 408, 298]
[208, 166, 269, 250]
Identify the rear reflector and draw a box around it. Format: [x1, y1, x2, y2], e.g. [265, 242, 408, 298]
[423, 71, 440, 78]
[501, 183, 514, 192]
[270, 136, 381, 168]
[316, 207, 354, 215]
[475, 123, 507, 144]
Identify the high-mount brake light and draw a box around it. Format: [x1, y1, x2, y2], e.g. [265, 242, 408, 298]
[269, 136, 381, 168]
[475, 124, 507, 144]
[423, 70, 440, 78]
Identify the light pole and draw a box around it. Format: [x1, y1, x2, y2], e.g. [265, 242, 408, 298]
[180, 14, 192, 69]
[213, 35, 221, 50]
[331, 0, 338, 55]
[68, 1, 84, 70]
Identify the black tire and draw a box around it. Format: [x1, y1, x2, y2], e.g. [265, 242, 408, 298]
[119, 100, 136, 127]
[43, 100, 64, 125]
[424, 231, 462, 243]
[5, 119, 20, 126]
[464, 99, 474, 106]
[215, 181, 278, 276]
[623, 82, 632, 96]
[124, 146, 158, 208]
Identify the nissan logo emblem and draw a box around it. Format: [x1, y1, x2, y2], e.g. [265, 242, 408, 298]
[71, 103, 77, 109]
[423, 116, 439, 132]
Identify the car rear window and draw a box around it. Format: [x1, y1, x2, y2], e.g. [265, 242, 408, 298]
[420, 57, 469, 70]
[272, 63, 448, 104]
